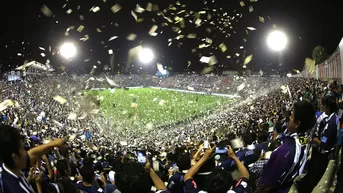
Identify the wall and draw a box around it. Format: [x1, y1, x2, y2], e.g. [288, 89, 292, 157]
[315, 38, 343, 83]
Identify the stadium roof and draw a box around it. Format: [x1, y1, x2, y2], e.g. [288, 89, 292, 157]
[15, 61, 54, 71]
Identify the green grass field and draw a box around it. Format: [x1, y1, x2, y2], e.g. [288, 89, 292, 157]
[86, 88, 235, 129]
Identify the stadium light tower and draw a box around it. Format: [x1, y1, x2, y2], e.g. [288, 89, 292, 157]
[138, 48, 154, 64]
[60, 42, 77, 60]
[267, 30, 288, 67]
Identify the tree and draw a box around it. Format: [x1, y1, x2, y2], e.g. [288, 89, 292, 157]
[312, 45, 328, 65]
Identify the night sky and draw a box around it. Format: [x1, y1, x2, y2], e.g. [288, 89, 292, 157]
[0, 0, 342, 74]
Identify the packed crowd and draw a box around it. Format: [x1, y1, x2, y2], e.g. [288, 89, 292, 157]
[0, 74, 342, 193]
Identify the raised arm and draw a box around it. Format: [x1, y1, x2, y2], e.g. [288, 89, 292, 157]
[227, 145, 249, 179]
[184, 146, 215, 181]
[28, 138, 66, 167]
[145, 157, 166, 191]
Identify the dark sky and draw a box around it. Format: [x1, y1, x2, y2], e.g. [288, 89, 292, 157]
[0, 0, 342, 74]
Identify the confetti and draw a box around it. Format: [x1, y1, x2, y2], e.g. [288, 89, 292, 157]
[131, 11, 138, 21]
[209, 56, 218, 66]
[80, 35, 89, 41]
[249, 6, 254, 12]
[200, 56, 211, 64]
[201, 66, 214, 74]
[0, 99, 14, 112]
[152, 4, 159, 12]
[111, 4, 122, 13]
[41, 5, 53, 17]
[106, 76, 119, 87]
[158, 100, 166, 106]
[120, 141, 128, 146]
[135, 4, 145, 13]
[247, 27, 257, 31]
[186, 33, 197, 39]
[146, 3, 153, 11]
[131, 103, 138, 108]
[149, 25, 158, 36]
[91, 6, 100, 13]
[77, 25, 84, 32]
[244, 55, 253, 65]
[108, 36, 118, 41]
[68, 112, 77, 120]
[259, 16, 265, 23]
[127, 45, 142, 65]
[219, 43, 227, 52]
[127, 33, 137, 41]
[146, 122, 154, 130]
[237, 83, 245, 91]
[240, 1, 245, 7]
[66, 9, 73, 14]
[53, 96, 67, 105]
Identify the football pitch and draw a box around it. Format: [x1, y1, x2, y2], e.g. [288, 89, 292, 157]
[86, 88, 236, 129]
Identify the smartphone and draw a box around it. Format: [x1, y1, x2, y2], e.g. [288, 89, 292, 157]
[153, 161, 159, 172]
[203, 140, 209, 149]
[137, 151, 146, 164]
[215, 147, 228, 154]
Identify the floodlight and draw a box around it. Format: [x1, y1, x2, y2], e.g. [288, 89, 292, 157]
[60, 42, 77, 59]
[267, 31, 288, 52]
[138, 48, 154, 64]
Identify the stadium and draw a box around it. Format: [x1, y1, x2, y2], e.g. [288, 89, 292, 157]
[1, 0, 343, 193]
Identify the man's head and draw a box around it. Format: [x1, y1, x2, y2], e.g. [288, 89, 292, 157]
[115, 163, 151, 193]
[257, 130, 269, 143]
[324, 95, 338, 114]
[81, 166, 95, 184]
[56, 159, 71, 178]
[207, 169, 233, 193]
[0, 124, 27, 170]
[176, 154, 191, 171]
[288, 101, 316, 133]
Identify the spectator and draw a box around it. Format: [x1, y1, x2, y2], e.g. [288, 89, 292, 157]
[184, 145, 249, 193]
[76, 167, 106, 193]
[254, 101, 316, 193]
[115, 160, 167, 193]
[297, 95, 338, 193]
[0, 124, 66, 193]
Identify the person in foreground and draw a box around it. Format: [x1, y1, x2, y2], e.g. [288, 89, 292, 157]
[296, 95, 338, 193]
[115, 155, 167, 193]
[0, 124, 66, 193]
[254, 101, 316, 193]
[184, 145, 250, 193]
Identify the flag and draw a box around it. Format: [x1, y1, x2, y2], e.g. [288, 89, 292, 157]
[304, 58, 316, 75]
